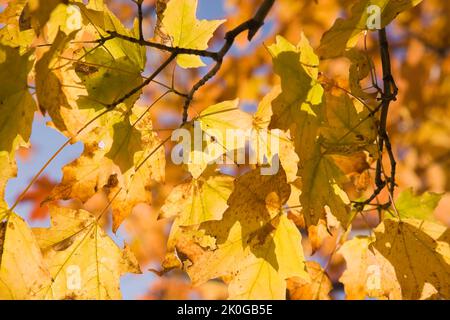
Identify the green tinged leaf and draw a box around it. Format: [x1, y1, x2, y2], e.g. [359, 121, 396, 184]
[395, 188, 442, 220]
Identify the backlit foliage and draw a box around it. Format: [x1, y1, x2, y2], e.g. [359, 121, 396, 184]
[0, 0, 449, 300]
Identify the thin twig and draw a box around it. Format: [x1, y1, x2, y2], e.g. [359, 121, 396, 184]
[106, 53, 177, 109]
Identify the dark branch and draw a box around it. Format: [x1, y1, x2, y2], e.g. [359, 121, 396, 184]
[182, 0, 276, 123]
[107, 53, 177, 109]
[134, 0, 144, 40]
[106, 31, 219, 60]
[377, 27, 398, 196]
[354, 27, 398, 212]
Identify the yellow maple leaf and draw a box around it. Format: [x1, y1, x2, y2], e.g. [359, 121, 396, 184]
[252, 86, 300, 183]
[182, 99, 253, 170]
[287, 261, 332, 300]
[0, 44, 36, 154]
[48, 106, 165, 231]
[338, 236, 401, 300]
[0, 153, 16, 219]
[161, 0, 225, 68]
[172, 167, 309, 299]
[372, 219, 450, 299]
[318, 0, 424, 59]
[160, 169, 234, 226]
[33, 205, 141, 299]
[0, 213, 52, 299]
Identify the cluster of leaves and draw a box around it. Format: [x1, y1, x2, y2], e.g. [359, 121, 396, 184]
[0, 0, 449, 300]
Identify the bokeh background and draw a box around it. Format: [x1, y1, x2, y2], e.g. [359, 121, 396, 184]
[2, 0, 449, 299]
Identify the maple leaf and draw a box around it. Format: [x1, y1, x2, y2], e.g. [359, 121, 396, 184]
[0, 44, 35, 154]
[320, 90, 377, 154]
[266, 35, 378, 228]
[251, 86, 300, 183]
[183, 99, 253, 173]
[266, 35, 350, 227]
[300, 146, 351, 228]
[48, 106, 165, 231]
[160, 0, 225, 68]
[33, 205, 141, 299]
[318, 0, 424, 59]
[268, 34, 323, 141]
[0, 213, 52, 299]
[346, 49, 375, 101]
[287, 261, 332, 300]
[372, 219, 450, 299]
[195, 99, 253, 145]
[394, 188, 442, 221]
[160, 169, 234, 226]
[35, 29, 78, 132]
[0, 153, 17, 219]
[0, 0, 35, 48]
[0, 43, 35, 220]
[171, 167, 309, 299]
[19, 176, 57, 221]
[35, 2, 146, 136]
[338, 236, 401, 300]
[79, 1, 146, 68]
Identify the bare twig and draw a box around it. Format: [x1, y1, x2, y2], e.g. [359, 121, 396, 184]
[107, 53, 177, 109]
[134, 0, 144, 40]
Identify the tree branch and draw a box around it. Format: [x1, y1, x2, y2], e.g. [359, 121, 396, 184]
[377, 27, 398, 196]
[107, 53, 177, 109]
[354, 27, 398, 212]
[106, 31, 219, 60]
[134, 0, 144, 40]
[182, 0, 276, 123]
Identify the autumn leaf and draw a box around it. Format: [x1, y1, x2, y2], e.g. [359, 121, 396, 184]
[19, 176, 57, 221]
[0, 0, 35, 48]
[0, 43, 35, 154]
[195, 98, 253, 147]
[170, 167, 309, 299]
[318, 0, 424, 59]
[266, 35, 351, 227]
[287, 261, 332, 300]
[34, 2, 146, 136]
[160, 169, 234, 226]
[252, 86, 300, 183]
[184, 99, 253, 169]
[0, 153, 16, 219]
[48, 106, 165, 231]
[372, 219, 450, 299]
[35, 29, 78, 132]
[33, 205, 141, 299]
[320, 90, 377, 154]
[300, 145, 351, 228]
[338, 236, 401, 300]
[394, 188, 442, 220]
[0, 213, 52, 299]
[160, 0, 225, 68]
